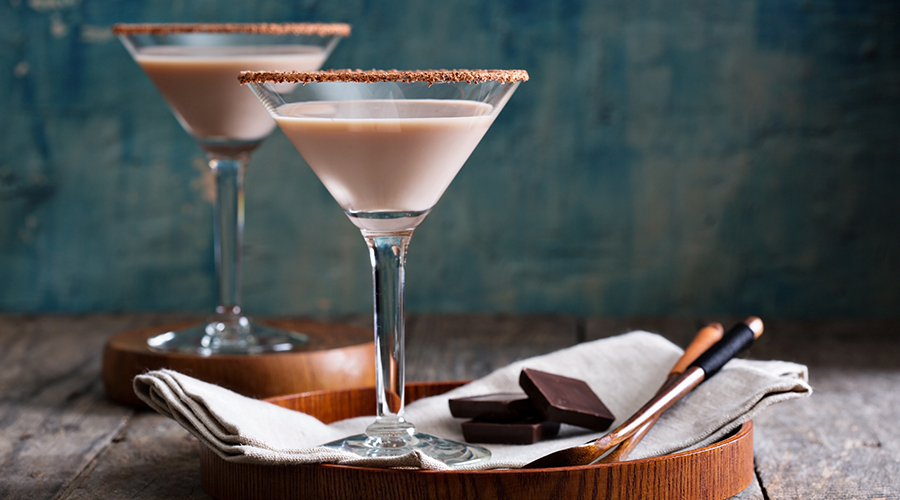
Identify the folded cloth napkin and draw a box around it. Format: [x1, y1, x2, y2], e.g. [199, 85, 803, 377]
[133, 331, 811, 471]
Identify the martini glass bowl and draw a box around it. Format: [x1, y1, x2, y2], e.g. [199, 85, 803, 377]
[114, 23, 349, 355]
[244, 69, 527, 466]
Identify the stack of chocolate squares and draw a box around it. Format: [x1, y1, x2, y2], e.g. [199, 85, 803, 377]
[449, 368, 616, 445]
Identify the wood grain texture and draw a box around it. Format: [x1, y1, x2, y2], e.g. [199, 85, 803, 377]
[732, 480, 765, 500]
[753, 369, 900, 499]
[201, 382, 755, 500]
[64, 413, 213, 500]
[7, 314, 899, 499]
[0, 315, 143, 500]
[406, 314, 580, 381]
[102, 318, 376, 407]
[200, 431, 755, 500]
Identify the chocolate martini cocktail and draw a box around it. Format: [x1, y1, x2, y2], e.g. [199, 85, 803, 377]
[114, 23, 349, 354]
[243, 69, 527, 466]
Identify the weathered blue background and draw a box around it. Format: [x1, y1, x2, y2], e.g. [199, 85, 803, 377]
[1, 0, 898, 318]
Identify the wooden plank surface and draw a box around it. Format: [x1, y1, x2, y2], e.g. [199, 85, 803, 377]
[1, 314, 897, 499]
[754, 369, 900, 499]
[406, 314, 581, 381]
[63, 413, 212, 500]
[0, 315, 137, 500]
[588, 316, 900, 499]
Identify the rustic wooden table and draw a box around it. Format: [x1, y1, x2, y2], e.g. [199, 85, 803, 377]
[1, 313, 897, 499]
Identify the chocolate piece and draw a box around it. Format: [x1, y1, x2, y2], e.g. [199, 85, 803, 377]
[519, 368, 615, 431]
[461, 418, 560, 445]
[449, 393, 539, 421]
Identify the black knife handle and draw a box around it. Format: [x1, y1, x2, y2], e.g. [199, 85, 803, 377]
[689, 322, 755, 379]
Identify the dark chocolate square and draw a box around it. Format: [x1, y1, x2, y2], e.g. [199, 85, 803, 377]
[448, 393, 539, 421]
[519, 368, 615, 431]
[461, 418, 560, 445]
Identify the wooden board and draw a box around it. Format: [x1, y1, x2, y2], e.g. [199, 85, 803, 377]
[753, 369, 900, 499]
[406, 314, 581, 381]
[61, 413, 212, 500]
[102, 318, 376, 407]
[199, 381, 755, 500]
[0, 314, 138, 500]
[11, 314, 900, 500]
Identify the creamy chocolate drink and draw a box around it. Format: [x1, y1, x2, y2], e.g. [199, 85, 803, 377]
[273, 99, 495, 214]
[242, 68, 527, 465]
[135, 45, 327, 141]
[111, 23, 351, 355]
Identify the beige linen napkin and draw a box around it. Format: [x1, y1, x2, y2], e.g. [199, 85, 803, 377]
[133, 331, 811, 471]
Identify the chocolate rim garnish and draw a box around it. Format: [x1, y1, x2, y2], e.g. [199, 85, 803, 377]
[111, 23, 351, 37]
[238, 69, 530, 86]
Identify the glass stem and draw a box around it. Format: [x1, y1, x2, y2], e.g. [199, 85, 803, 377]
[364, 232, 416, 438]
[209, 154, 247, 333]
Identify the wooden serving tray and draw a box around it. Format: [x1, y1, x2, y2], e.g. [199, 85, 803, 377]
[199, 381, 754, 500]
[102, 318, 375, 408]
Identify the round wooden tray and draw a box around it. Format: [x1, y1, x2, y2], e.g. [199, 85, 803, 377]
[102, 318, 375, 408]
[199, 381, 754, 500]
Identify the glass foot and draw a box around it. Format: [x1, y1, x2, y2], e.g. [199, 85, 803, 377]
[147, 318, 309, 355]
[323, 432, 491, 467]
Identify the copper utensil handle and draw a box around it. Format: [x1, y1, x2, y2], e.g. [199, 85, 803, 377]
[596, 317, 764, 459]
[598, 367, 706, 453]
[602, 323, 724, 463]
[671, 323, 726, 375]
[522, 317, 764, 469]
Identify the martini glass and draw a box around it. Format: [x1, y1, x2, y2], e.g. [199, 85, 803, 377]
[244, 69, 528, 466]
[113, 23, 349, 355]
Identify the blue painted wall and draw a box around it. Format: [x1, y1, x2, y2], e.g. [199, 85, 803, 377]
[1, 0, 898, 318]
